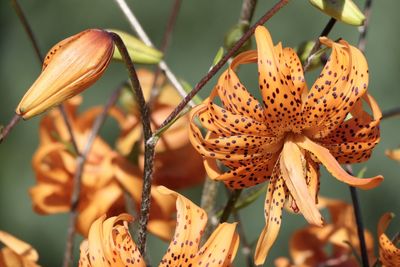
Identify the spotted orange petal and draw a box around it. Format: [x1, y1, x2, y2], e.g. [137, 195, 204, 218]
[296, 135, 383, 189]
[318, 94, 381, 164]
[158, 186, 239, 266]
[303, 38, 369, 138]
[214, 50, 267, 124]
[254, 168, 287, 265]
[255, 26, 304, 135]
[280, 138, 323, 226]
[79, 214, 145, 267]
[378, 213, 400, 267]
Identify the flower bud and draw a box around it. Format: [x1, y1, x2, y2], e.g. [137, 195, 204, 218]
[109, 29, 163, 64]
[309, 0, 365, 26]
[16, 29, 114, 119]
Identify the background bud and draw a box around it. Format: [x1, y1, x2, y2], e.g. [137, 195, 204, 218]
[309, 0, 365, 26]
[109, 29, 163, 64]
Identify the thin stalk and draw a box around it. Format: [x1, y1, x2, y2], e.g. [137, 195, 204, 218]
[149, 0, 182, 106]
[358, 0, 373, 53]
[345, 165, 369, 267]
[110, 33, 154, 257]
[303, 18, 337, 71]
[10, 0, 43, 62]
[220, 189, 243, 223]
[158, 0, 290, 130]
[0, 114, 21, 143]
[233, 211, 254, 267]
[62, 84, 123, 267]
[344, 2, 375, 267]
[59, 105, 80, 155]
[200, 179, 220, 243]
[382, 107, 400, 120]
[112, 0, 192, 106]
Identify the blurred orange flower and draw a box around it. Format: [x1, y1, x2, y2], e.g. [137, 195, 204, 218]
[30, 96, 176, 240]
[0, 231, 41, 267]
[377, 213, 400, 266]
[116, 69, 205, 189]
[79, 186, 240, 267]
[386, 148, 400, 162]
[16, 29, 114, 119]
[274, 199, 374, 267]
[189, 25, 383, 264]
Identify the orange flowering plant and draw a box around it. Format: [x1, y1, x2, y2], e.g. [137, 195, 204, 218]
[189, 26, 383, 264]
[1, 1, 400, 267]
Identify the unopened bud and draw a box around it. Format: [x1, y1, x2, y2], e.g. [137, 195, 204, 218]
[309, 0, 365, 26]
[16, 29, 114, 119]
[109, 29, 163, 64]
[296, 40, 326, 71]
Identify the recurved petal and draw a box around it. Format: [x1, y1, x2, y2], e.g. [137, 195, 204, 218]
[255, 171, 287, 265]
[280, 139, 324, 226]
[255, 26, 304, 135]
[378, 213, 400, 267]
[158, 186, 207, 266]
[296, 135, 383, 189]
[0, 231, 39, 265]
[303, 38, 370, 138]
[318, 94, 381, 164]
[189, 223, 240, 267]
[214, 50, 267, 124]
[80, 214, 145, 267]
[157, 186, 240, 266]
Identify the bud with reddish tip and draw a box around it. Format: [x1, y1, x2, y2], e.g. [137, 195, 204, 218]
[16, 29, 114, 119]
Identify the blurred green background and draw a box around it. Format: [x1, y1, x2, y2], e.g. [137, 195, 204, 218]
[0, 0, 399, 266]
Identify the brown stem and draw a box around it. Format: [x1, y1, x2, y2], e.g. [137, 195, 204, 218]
[110, 33, 154, 257]
[62, 84, 123, 267]
[200, 179, 220, 244]
[158, 0, 290, 130]
[0, 114, 21, 143]
[149, 0, 182, 106]
[59, 105, 80, 155]
[220, 189, 243, 223]
[358, 0, 373, 53]
[10, 0, 43, 62]
[303, 18, 337, 71]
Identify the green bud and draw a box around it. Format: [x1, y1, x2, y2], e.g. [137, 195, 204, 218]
[296, 41, 324, 71]
[224, 23, 252, 56]
[309, 0, 365, 26]
[109, 29, 163, 64]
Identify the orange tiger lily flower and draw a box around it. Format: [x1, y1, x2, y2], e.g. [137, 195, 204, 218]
[79, 186, 240, 267]
[116, 69, 205, 189]
[274, 198, 374, 267]
[30, 96, 176, 240]
[189, 26, 383, 265]
[377, 213, 400, 266]
[16, 29, 114, 119]
[0, 231, 41, 267]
